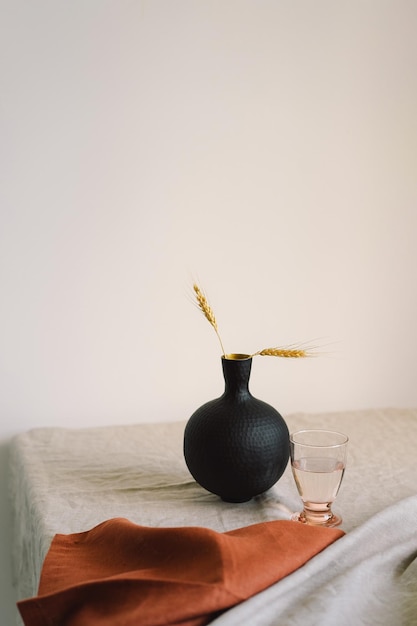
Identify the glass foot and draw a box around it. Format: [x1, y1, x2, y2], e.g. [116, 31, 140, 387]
[291, 511, 342, 527]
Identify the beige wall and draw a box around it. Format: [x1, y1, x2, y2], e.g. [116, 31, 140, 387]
[1, 1, 417, 623]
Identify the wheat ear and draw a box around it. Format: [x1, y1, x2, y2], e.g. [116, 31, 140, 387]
[251, 347, 309, 358]
[193, 284, 226, 356]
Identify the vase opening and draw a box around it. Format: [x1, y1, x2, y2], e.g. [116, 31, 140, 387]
[223, 353, 251, 361]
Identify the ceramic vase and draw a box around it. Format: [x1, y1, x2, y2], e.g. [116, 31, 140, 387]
[183, 354, 290, 502]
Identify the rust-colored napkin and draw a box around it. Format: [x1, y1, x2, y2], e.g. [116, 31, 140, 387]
[18, 517, 344, 626]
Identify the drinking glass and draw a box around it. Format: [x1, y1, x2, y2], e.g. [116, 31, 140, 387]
[290, 429, 348, 527]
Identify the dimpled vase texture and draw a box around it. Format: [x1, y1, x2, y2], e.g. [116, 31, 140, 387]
[183, 356, 290, 502]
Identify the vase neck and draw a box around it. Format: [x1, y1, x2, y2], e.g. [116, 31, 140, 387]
[221, 356, 252, 398]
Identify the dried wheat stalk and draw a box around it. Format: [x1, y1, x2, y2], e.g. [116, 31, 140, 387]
[251, 347, 309, 358]
[193, 283, 317, 360]
[193, 284, 226, 355]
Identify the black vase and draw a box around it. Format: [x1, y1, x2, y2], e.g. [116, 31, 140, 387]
[183, 354, 290, 502]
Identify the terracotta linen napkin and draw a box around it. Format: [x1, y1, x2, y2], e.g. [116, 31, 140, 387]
[18, 517, 344, 626]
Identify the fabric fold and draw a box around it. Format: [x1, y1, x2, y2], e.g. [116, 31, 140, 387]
[18, 517, 344, 626]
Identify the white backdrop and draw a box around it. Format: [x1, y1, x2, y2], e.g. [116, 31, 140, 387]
[1, 1, 417, 623]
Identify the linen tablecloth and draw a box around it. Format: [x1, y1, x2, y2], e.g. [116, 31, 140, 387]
[9, 408, 417, 625]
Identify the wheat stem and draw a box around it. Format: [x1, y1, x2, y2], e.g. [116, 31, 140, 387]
[193, 284, 226, 356]
[251, 347, 310, 358]
[192, 284, 320, 361]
